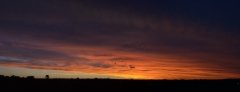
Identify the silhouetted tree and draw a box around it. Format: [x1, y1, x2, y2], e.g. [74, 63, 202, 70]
[10, 75, 20, 79]
[0, 75, 4, 79]
[26, 76, 35, 79]
[45, 75, 49, 79]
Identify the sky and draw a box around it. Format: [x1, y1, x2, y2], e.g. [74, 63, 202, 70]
[0, 0, 240, 79]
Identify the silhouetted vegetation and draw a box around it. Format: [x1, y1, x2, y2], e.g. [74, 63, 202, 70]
[0, 75, 4, 78]
[0, 75, 239, 92]
[26, 76, 35, 79]
[45, 75, 49, 79]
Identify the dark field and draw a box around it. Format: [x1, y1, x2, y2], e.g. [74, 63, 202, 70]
[0, 78, 240, 92]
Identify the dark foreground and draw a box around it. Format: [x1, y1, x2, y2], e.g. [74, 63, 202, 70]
[0, 78, 239, 92]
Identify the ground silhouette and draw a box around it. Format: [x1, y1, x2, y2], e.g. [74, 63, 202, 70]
[0, 75, 239, 92]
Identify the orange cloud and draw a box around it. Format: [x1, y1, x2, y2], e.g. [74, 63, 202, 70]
[1, 41, 239, 79]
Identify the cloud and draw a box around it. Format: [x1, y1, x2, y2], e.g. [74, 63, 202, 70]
[89, 62, 112, 68]
[0, 56, 29, 63]
[0, 0, 240, 79]
[0, 41, 78, 60]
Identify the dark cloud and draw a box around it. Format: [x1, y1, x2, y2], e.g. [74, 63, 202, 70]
[89, 62, 112, 68]
[0, 41, 76, 60]
[0, 40, 90, 68]
[0, 56, 29, 63]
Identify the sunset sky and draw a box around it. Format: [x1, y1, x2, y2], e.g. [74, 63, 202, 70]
[0, 0, 240, 79]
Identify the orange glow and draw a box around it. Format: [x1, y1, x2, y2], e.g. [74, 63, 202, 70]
[1, 42, 239, 79]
